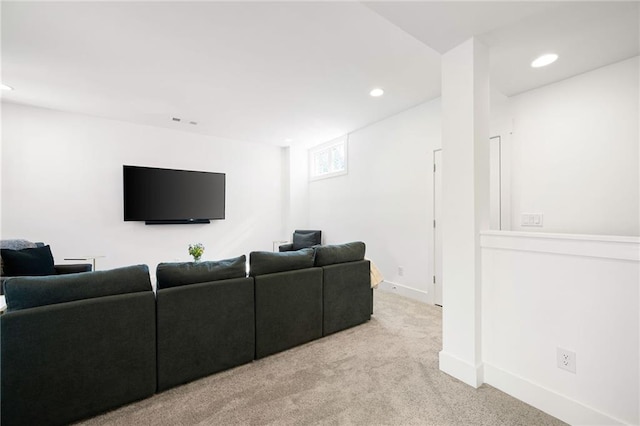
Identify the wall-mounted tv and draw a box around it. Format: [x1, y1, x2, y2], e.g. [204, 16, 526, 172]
[123, 165, 225, 225]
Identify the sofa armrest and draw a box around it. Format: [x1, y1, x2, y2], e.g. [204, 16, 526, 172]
[322, 260, 371, 336]
[278, 243, 294, 252]
[55, 264, 93, 274]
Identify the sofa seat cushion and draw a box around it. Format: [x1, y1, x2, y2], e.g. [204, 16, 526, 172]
[250, 248, 315, 277]
[0, 245, 55, 276]
[314, 241, 366, 267]
[3, 264, 152, 312]
[156, 255, 246, 290]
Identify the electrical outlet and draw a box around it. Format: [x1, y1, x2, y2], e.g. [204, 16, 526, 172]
[398, 266, 404, 276]
[557, 347, 576, 373]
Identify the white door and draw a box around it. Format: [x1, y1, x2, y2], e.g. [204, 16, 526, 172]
[433, 149, 442, 306]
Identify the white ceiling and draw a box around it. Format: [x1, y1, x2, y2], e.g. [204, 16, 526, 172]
[1, 2, 638, 147]
[367, 1, 639, 96]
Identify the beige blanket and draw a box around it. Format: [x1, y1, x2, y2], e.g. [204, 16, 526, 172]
[368, 259, 383, 289]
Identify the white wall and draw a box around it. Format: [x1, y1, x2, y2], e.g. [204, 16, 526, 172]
[1, 103, 285, 282]
[505, 56, 639, 236]
[482, 231, 640, 425]
[305, 100, 441, 303]
[285, 144, 311, 235]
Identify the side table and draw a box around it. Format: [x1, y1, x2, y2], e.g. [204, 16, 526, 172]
[272, 240, 289, 252]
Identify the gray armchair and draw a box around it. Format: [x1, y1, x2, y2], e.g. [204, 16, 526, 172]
[0, 240, 92, 295]
[278, 230, 322, 252]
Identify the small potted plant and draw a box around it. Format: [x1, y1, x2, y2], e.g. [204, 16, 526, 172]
[188, 243, 204, 262]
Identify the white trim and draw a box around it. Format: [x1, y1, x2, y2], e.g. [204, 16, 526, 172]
[480, 231, 640, 262]
[309, 168, 347, 181]
[484, 363, 628, 425]
[377, 280, 429, 304]
[439, 351, 484, 388]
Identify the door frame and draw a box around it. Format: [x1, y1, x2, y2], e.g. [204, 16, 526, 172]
[432, 148, 442, 306]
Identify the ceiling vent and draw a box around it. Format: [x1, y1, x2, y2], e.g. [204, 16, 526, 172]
[171, 117, 197, 125]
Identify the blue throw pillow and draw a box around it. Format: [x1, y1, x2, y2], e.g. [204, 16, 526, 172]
[0, 245, 55, 276]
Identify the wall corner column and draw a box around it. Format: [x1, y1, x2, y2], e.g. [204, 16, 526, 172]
[439, 37, 490, 388]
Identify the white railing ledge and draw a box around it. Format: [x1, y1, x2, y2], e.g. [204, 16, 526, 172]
[480, 231, 640, 262]
[481, 230, 640, 244]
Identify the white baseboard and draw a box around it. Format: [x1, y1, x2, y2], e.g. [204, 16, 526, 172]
[439, 351, 484, 388]
[377, 280, 430, 304]
[484, 363, 628, 425]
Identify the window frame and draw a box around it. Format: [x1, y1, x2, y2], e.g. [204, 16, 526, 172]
[308, 136, 348, 181]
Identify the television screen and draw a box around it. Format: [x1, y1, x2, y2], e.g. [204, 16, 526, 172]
[123, 165, 225, 224]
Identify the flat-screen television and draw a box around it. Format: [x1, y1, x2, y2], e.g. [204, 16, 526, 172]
[123, 165, 225, 224]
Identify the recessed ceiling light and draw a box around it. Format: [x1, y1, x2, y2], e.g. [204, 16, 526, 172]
[284, 138, 293, 143]
[1, 84, 13, 91]
[531, 53, 558, 68]
[369, 88, 384, 97]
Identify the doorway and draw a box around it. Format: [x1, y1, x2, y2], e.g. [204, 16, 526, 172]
[433, 149, 442, 306]
[432, 137, 504, 307]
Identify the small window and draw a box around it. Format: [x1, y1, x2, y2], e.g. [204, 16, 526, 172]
[309, 136, 348, 181]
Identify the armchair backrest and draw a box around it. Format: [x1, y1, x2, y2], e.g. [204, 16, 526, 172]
[291, 230, 322, 250]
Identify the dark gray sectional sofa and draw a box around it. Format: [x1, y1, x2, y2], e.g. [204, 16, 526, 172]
[251, 248, 323, 358]
[155, 256, 255, 391]
[1, 265, 156, 426]
[0, 241, 372, 426]
[250, 241, 371, 358]
[315, 242, 371, 336]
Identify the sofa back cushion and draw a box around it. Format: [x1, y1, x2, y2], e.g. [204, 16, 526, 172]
[0, 245, 55, 277]
[3, 264, 152, 312]
[314, 241, 366, 267]
[156, 255, 247, 290]
[250, 248, 315, 276]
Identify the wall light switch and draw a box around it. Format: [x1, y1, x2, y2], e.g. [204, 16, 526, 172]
[522, 213, 543, 227]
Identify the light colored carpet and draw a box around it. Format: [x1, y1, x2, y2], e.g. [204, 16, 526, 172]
[78, 290, 565, 426]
